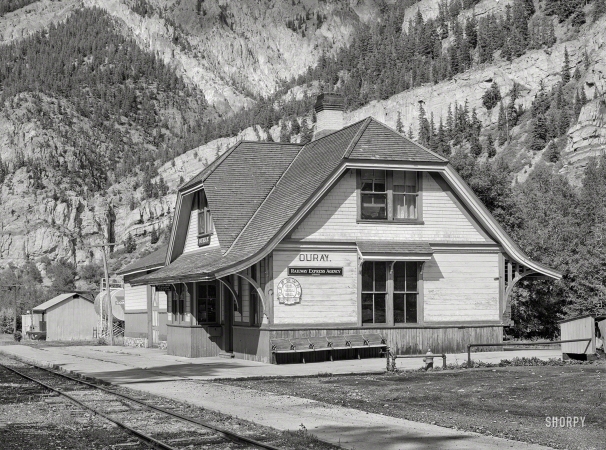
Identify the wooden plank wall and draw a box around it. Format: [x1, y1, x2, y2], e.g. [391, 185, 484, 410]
[561, 317, 595, 354]
[167, 325, 222, 358]
[269, 326, 502, 355]
[124, 283, 147, 311]
[272, 249, 358, 325]
[46, 297, 97, 341]
[183, 210, 220, 253]
[124, 312, 148, 338]
[233, 326, 270, 363]
[290, 170, 489, 243]
[424, 252, 500, 322]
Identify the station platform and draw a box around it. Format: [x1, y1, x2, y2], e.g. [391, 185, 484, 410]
[0, 344, 561, 382]
[0, 343, 558, 449]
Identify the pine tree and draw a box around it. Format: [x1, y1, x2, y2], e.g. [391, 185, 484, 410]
[544, 141, 560, 162]
[482, 81, 501, 110]
[125, 234, 136, 253]
[279, 121, 290, 143]
[396, 111, 404, 133]
[150, 227, 159, 244]
[497, 101, 508, 145]
[531, 114, 548, 151]
[486, 135, 497, 158]
[407, 125, 414, 140]
[300, 118, 313, 144]
[561, 47, 571, 84]
[470, 135, 483, 158]
[418, 103, 431, 146]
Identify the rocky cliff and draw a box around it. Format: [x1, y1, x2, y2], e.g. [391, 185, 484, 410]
[0, 0, 605, 281]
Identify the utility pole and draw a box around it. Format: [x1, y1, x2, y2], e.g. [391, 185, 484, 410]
[0, 285, 23, 336]
[92, 243, 115, 346]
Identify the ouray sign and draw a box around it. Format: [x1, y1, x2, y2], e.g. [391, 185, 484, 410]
[288, 267, 343, 276]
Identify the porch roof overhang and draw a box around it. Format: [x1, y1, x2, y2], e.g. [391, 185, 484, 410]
[356, 241, 434, 261]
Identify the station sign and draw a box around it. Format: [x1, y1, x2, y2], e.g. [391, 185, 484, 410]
[288, 267, 343, 276]
[198, 234, 211, 247]
[155, 284, 172, 292]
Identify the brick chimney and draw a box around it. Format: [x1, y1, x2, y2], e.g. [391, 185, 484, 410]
[312, 93, 344, 140]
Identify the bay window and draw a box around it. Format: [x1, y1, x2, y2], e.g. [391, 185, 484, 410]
[359, 170, 421, 222]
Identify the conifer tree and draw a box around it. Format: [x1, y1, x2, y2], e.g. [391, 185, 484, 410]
[486, 135, 497, 158]
[418, 103, 431, 146]
[561, 47, 571, 84]
[396, 111, 404, 133]
[497, 101, 508, 145]
[531, 114, 548, 151]
[300, 118, 313, 144]
[470, 135, 483, 158]
[407, 125, 414, 140]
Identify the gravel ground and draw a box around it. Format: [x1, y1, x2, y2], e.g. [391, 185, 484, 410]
[219, 363, 606, 450]
[0, 354, 338, 449]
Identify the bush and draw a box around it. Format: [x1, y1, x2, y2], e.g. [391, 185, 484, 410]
[14, 331, 22, 342]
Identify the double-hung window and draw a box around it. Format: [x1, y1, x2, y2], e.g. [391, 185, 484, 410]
[196, 283, 217, 324]
[361, 261, 420, 325]
[362, 261, 387, 324]
[359, 170, 420, 221]
[196, 192, 213, 246]
[393, 262, 418, 323]
[360, 170, 387, 220]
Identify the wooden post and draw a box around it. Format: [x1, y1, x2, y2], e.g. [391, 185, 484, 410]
[13, 286, 17, 335]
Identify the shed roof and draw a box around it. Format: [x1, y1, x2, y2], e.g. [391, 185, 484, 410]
[117, 245, 168, 275]
[357, 241, 434, 254]
[33, 293, 88, 312]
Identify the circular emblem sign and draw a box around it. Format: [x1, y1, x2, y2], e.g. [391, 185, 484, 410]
[277, 277, 302, 305]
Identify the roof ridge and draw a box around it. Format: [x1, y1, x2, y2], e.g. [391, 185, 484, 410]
[307, 117, 369, 145]
[222, 143, 306, 256]
[343, 117, 372, 159]
[368, 117, 449, 162]
[178, 140, 243, 192]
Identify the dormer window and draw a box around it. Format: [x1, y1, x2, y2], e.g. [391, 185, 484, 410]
[195, 192, 213, 247]
[358, 170, 421, 222]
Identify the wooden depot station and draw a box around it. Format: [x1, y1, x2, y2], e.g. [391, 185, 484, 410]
[120, 93, 561, 363]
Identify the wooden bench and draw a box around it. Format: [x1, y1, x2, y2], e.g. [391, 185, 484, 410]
[271, 334, 387, 364]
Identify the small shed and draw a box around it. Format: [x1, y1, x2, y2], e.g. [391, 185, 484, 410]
[31, 293, 97, 341]
[559, 314, 606, 360]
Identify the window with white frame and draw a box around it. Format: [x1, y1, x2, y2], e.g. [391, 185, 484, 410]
[359, 170, 420, 221]
[393, 262, 418, 323]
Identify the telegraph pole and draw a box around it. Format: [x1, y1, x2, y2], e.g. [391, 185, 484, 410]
[92, 243, 115, 346]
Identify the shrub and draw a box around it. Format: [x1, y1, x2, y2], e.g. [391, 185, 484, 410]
[14, 331, 22, 342]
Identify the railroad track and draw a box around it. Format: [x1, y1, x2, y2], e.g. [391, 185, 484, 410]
[0, 359, 282, 450]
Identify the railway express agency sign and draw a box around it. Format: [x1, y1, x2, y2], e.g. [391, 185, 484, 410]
[277, 277, 302, 305]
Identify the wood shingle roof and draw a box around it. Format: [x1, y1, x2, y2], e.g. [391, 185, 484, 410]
[134, 118, 451, 284]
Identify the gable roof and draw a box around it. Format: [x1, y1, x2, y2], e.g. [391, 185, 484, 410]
[135, 119, 447, 285]
[33, 293, 87, 312]
[204, 141, 302, 250]
[134, 116, 561, 285]
[117, 245, 168, 275]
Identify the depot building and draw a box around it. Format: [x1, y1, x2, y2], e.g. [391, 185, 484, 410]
[122, 93, 561, 363]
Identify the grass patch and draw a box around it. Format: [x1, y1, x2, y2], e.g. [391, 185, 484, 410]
[221, 363, 606, 450]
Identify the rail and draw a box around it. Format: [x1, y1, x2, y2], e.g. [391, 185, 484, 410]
[1, 360, 281, 450]
[385, 350, 447, 371]
[467, 338, 592, 366]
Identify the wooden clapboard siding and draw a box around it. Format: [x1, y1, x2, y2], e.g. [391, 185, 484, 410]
[45, 297, 97, 341]
[561, 316, 595, 354]
[267, 325, 502, 355]
[158, 291, 167, 311]
[124, 312, 148, 338]
[290, 170, 489, 242]
[424, 253, 500, 322]
[233, 326, 271, 363]
[166, 325, 222, 357]
[272, 249, 358, 325]
[183, 209, 220, 253]
[124, 283, 147, 311]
